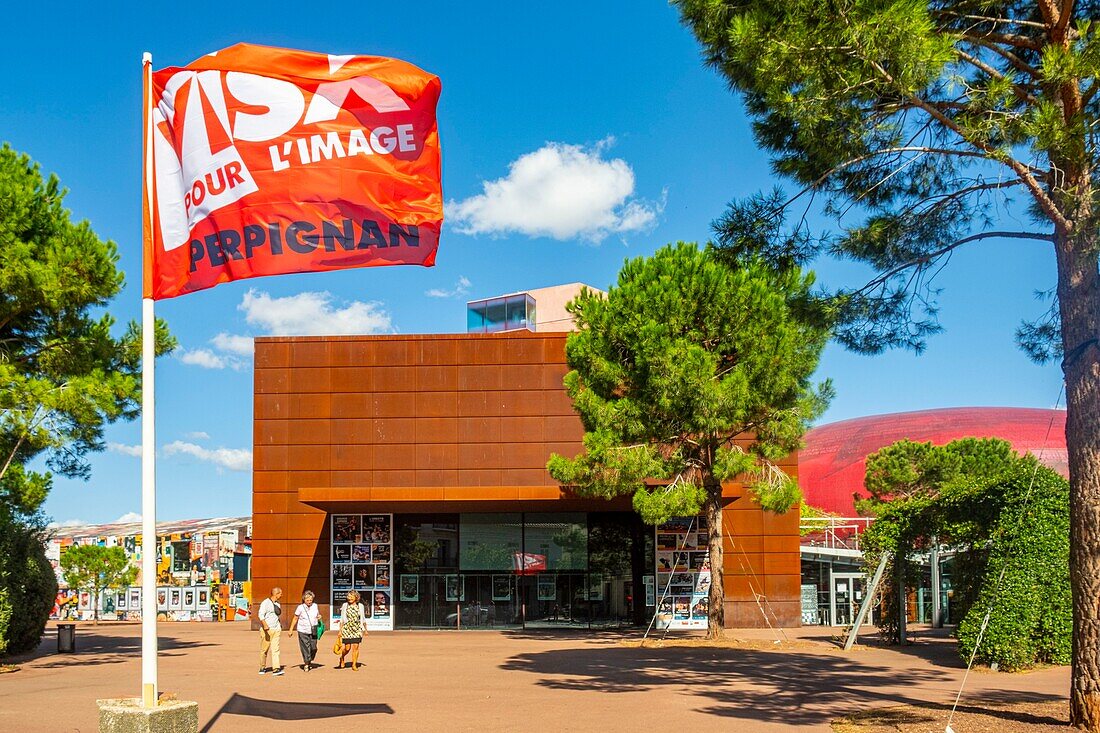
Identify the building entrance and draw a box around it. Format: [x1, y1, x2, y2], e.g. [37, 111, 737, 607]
[338, 511, 652, 630]
[830, 572, 865, 626]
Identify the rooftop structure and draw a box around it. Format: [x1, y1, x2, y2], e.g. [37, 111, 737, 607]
[466, 283, 602, 334]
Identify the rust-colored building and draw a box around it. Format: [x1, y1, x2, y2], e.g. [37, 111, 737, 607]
[251, 331, 800, 629]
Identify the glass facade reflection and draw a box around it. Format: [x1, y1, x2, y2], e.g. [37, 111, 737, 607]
[376, 512, 652, 630]
[466, 294, 537, 333]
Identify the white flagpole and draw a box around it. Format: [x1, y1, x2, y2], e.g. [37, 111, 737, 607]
[140, 51, 158, 709]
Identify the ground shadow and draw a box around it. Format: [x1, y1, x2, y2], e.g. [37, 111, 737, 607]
[502, 644, 963, 726]
[10, 631, 214, 668]
[846, 691, 1067, 728]
[200, 693, 393, 732]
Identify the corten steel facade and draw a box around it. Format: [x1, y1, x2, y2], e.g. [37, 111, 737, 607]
[251, 332, 802, 628]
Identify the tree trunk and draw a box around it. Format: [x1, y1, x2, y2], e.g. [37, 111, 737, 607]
[705, 485, 725, 639]
[1055, 227, 1100, 731]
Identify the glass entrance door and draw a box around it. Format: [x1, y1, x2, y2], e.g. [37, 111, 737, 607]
[831, 573, 865, 626]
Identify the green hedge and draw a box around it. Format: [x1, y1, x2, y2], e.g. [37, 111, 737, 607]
[955, 463, 1070, 670]
[0, 516, 57, 656]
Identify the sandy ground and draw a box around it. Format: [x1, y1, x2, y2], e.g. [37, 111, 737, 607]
[0, 622, 1069, 732]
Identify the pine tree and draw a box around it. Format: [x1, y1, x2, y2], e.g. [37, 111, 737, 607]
[548, 243, 831, 637]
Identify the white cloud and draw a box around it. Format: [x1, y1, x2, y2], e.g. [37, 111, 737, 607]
[178, 348, 244, 371]
[185, 431, 211, 440]
[239, 289, 392, 336]
[426, 276, 472, 299]
[163, 440, 252, 472]
[446, 139, 664, 242]
[179, 334, 252, 371]
[108, 442, 143, 458]
[211, 332, 254, 357]
[114, 512, 142, 524]
[48, 518, 87, 529]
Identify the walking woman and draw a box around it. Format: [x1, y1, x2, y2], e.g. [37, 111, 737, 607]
[337, 589, 367, 670]
[292, 590, 320, 671]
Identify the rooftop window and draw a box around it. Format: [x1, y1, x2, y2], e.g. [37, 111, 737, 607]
[466, 293, 536, 333]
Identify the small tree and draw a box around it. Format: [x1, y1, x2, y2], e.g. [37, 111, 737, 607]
[548, 243, 831, 637]
[60, 545, 136, 624]
[861, 438, 1070, 667]
[0, 513, 56, 655]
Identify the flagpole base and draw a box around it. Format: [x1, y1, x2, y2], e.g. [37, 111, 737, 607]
[142, 683, 156, 709]
[97, 698, 197, 733]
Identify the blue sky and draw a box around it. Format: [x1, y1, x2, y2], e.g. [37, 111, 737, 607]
[1, 2, 1062, 524]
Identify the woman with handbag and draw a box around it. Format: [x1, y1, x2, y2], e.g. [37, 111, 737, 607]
[337, 589, 367, 671]
[292, 590, 321, 672]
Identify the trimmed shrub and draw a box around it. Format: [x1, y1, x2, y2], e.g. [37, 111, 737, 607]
[0, 516, 57, 656]
[956, 464, 1070, 670]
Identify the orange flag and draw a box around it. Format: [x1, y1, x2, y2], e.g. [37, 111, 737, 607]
[142, 43, 442, 299]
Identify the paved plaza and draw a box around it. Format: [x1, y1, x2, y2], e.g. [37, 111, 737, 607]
[0, 622, 1069, 732]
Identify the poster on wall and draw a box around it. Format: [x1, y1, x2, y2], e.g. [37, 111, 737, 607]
[354, 564, 375, 588]
[184, 588, 196, 610]
[198, 587, 210, 608]
[445, 574, 463, 602]
[331, 514, 393, 631]
[117, 590, 129, 610]
[537, 575, 556, 601]
[333, 515, 361, 543]
[654, 516, 709, 630]
[491, 575, 511, 601]
[333, 564, 352, 588]
[169, 588, 182, 610]
[156, 587, 168, 611]
[399, 575, 419, 602]
[372, 590, 391, 619]
[130, 588, 141, 610]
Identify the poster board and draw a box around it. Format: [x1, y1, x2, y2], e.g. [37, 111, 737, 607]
[801, 584, 819, 625]
[331, 514, 393, 631]
[654, 516, 709, 630]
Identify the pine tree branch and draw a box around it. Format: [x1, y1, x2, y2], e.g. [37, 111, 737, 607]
[865, 59, 1070, 232]
[899, 179, 1024, 217]
[960, 37, 1042, 80]
[853, 231, 1054, 297]
[952, 48, 1039, 104]
[936, 11, 1050, 34]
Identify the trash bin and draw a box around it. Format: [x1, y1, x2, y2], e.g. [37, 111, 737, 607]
[57, 623, 76, 653]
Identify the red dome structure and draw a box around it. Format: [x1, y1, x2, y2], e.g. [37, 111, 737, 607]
[799, 407, 1068, 516]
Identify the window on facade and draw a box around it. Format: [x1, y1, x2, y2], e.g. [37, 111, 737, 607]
[466, 295, 537, 333]
[466, 302, 485, 332]
[484, 298, 507, 332]
[394, 515, 459, 573]
[459, 513, 522, 570]
[524, 513, 587, 571]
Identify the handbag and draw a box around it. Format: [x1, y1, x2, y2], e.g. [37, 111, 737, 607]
[316, 618, 326, 640]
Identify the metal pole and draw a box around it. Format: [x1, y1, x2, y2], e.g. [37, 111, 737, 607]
[897, 554, 907, 645]
[140, 51, 158, 709]
[930, 536, 942, 628]
[844, 552, 888, 651]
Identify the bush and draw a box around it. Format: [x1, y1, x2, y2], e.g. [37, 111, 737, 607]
[0, 515, 57, 656]
[956, 463, 1070, 670]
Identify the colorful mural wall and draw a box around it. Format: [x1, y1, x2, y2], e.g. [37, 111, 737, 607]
[46, 516, 252, 622]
